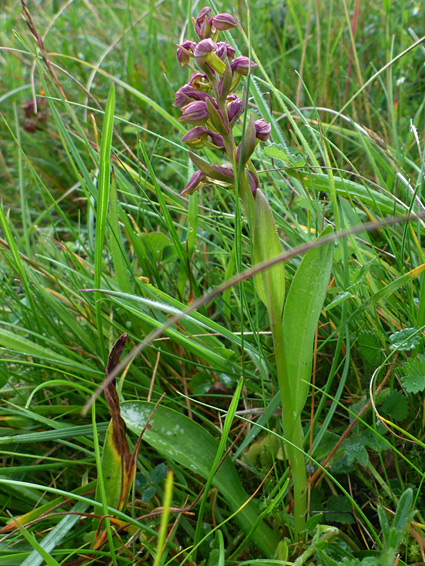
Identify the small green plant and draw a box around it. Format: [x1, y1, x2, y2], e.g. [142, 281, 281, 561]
[172, 6, 334, 539]
[315, 488, 415, 566]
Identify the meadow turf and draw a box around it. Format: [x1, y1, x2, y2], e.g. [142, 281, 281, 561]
[0, 0, 425, 564]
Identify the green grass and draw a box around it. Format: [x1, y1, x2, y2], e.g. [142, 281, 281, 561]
[1, 0, 425, 564]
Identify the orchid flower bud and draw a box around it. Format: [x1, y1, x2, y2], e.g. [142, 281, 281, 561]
[181, 170, 206, 196]
[231, 56, 258, 76]
[195, 7, 212, 39]
[179, 101, 210, 125]
[215, 41, 235, 60]
[211, 13, 237, 32]
[237, 114, 257, 165]
[194, 39, 226, 75]
[182, 126, 224, 150]
[206, 164, 235, 186]
[173, 85, 210, 108]
[226, 94, 244, 126]
[176, 41, 196, 66]
[189, 152, 235, 185]
[254, 119, 272, 141]
[248, 170, 259, 197]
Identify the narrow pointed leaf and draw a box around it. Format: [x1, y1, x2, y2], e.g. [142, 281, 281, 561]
[0, 327, 100, 378]
[288, 171, 406, 215]
[21, 500, 89, 566]
[95, 83, 115, 360]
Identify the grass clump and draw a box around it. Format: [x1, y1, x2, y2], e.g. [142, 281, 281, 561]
[0, 0, 425, 564]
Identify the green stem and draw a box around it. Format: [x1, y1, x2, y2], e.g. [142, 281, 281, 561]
[272, 320, 307, 537]
[238, 169, 255, 229]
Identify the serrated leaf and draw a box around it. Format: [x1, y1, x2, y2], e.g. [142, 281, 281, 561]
[358, 330, 382, 366]
[389, 328, 422, 351]
[361, 428, 389, 453]
[400, 356, 425, 393]
[381, 391, 409, 421]
[344, 438, 369, 467]
[326, 495, 355, 525]
[262, 144, 306, 167]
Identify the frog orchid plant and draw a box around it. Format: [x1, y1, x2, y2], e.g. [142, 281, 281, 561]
[174, 7, 334, 541]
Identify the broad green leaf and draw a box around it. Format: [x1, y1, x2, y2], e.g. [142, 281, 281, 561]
[283, 225, 334, 414]
[253, 189, 285, 324]
[98, 421, 123, 510]
[392, 488, 414, 533]
[121, 401, 281, 557]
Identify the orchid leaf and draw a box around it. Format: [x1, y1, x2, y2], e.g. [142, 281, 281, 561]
[252, 188, 284, 325]
[283, 225, 334, 414]
[96, 334, 133, 511]
[121, 401, 281, 557]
